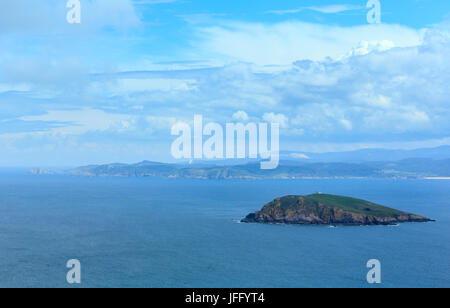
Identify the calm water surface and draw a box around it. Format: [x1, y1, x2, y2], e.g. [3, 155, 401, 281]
[0, 174, 448, 287]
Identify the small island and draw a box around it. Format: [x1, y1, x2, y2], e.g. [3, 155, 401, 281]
[242, 194, 434, 226]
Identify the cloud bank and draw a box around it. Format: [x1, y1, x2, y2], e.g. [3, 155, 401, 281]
[0, 4, 449, 165]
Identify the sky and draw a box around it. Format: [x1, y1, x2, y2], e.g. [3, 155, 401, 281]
[0, 0, 449, 166]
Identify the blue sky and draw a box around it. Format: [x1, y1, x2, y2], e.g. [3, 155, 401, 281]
[0, 0, 449, 166]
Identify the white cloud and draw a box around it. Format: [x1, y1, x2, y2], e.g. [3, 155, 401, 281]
[290, 153, 310, 159]
[19, 109, 134, 135]
[93, 78, 198, 94]
[0, 0, 141, 34]
[6, 22, 449, 148]
[0, 83, 32, 93]
[282, 137, 450, 154]
[15, 108, 178, 138]
[133, 0, 177, 4]
[195, 21, 424, 64]
[307, 5, 363, 14]
[232, 110, 249, 121]
[1, 20, 449, 163]
[268, 5, 363, 15]
[340, 119, 353, 131]
[345, 40, 396, 57]
[351, 92, 392, 109]
[263, 113, 289, 128]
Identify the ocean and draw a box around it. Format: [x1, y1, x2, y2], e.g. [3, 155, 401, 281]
[0, 173, 448, 288]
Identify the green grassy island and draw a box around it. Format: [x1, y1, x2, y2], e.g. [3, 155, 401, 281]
[242, 194, 434, 226]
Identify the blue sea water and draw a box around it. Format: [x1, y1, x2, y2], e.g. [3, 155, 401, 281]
[0, 173, 448, 288]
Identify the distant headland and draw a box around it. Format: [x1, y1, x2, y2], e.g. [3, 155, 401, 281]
[29, 156, 450, 180]
[242, 194, 434, 226]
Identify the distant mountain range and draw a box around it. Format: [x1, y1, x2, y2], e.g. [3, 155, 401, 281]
[280, 145, 450, 162]
[29, 146, 450, 180]
[30, 158, 450, 180]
